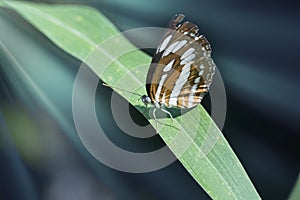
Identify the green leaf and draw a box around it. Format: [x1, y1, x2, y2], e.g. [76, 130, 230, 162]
[2, 1, 261, 199]
[288, 173, 300, 200]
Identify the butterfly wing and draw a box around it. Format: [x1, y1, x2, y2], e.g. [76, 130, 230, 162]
[167, 57, 216, 108]
[146, 14, 185, 103]
[146, 14, 216, 108]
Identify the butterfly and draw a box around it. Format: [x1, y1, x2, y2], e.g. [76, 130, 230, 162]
[103, 14, 216, 130]
[141, 14, 216, 122]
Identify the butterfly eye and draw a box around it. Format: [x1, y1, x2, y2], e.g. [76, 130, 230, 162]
[141, 95, 151, 105]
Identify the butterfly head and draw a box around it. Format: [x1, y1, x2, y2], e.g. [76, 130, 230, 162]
[141, 95, 152, 105]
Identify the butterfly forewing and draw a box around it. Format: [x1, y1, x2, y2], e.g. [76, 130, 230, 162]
[146, 14, 216, 108]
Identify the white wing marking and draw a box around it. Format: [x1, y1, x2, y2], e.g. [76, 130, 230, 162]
[194, 76, 201, 84]
[169, 62, 191, 105]
[163, 59, 175, 72]
[159, 35, 172, 52]
[155, 74, 168, 101]
[180, 54, 195, 65]
[182, 48, 195, 60]
[199, 70, 204, 76]
[163, 41, 179, 57]
[172, 40, 187, 53]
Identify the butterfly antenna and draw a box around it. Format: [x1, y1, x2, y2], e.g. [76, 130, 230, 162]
[102, 83, 142, 97]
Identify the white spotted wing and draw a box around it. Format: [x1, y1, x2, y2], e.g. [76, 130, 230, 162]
[146, 14, 216, 108]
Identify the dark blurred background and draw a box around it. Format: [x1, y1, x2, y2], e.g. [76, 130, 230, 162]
[0, 0, 299, 199]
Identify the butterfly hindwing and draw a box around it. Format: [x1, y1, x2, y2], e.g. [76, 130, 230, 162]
[168, 57, 216, 108]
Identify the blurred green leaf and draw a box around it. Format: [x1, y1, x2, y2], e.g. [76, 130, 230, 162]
[288, 173, 300, 200]
[2, 1, 261, 199]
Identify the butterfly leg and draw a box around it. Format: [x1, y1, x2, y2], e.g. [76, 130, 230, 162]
[142, 104, 148, 115]
[153, 108, 180, 132]
[160, 108, 174, 124]
[152, 108, 158, 132]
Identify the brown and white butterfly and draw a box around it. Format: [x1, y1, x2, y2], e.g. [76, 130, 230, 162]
[141, 14, 216, 121]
